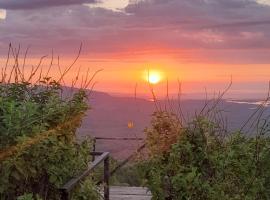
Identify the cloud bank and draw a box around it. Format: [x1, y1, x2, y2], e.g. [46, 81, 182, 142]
[0, 0, 96, 10]
[0, 0, 270, 64]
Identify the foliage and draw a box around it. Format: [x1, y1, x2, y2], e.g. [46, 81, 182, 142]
[87, 157, 144, 187]
[17, 193, 42, 200]
[0, 79, 87, 147]
[111, 164, 144, 187]
[139, 111, 270, 200]
[0, 78, 99, 199]
[71, 178, 101, 200]
[144, 111, 181, 156]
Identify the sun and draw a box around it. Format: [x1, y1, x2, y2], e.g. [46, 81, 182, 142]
[148, 71, 162, 84]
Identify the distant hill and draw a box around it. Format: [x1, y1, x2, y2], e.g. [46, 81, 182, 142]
[77, 91, 270, 159]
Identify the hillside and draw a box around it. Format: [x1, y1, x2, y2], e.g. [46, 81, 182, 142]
[78, 91, 270, 159]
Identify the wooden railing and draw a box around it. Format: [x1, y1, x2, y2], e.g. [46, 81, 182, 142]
[93, 137, 145, 178]
[59, 151, 110, 200]
[91, 137, 143, 162]
[59, 136, 146, 200]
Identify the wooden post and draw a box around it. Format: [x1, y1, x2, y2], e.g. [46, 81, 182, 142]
[104, 157, 110, 200]
[92, 138, 96, 162]
[59, 152, 110, 200]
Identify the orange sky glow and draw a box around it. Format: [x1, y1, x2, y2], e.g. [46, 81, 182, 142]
[1, 0, 270, 99]
[4, 50, 269, 100]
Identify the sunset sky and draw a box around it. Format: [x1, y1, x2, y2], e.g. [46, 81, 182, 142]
[1, 0, 270, 99]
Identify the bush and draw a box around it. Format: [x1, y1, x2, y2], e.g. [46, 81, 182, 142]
[111, 164, 144, 187]
[0, 44, 104, 199]
[139, 111, 270, 200]
[17, 193, 42, 200]
[71, 178, 101, 200]
[0, 78, 99, 199]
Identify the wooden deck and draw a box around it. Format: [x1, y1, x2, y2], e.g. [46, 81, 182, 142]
[105, 186, 152, 200]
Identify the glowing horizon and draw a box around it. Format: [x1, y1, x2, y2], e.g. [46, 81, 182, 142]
[0, 0, 270, 99]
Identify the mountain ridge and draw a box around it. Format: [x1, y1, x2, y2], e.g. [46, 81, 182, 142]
[78, 90, 270, 159]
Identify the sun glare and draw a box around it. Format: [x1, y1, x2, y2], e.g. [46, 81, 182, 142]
[148, 71, 162, 84]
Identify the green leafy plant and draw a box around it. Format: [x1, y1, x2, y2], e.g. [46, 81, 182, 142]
[17, 193, 42, 200]
[72, 179, 101, 200]
[139, 110, 270, 200]
[0, 45, 100, 200]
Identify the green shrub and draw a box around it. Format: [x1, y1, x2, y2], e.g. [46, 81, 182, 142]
[17, 193, 42, 200]
[111, 164, 144, 186]
[71, 179, 101, 200]
[0, 78, 98, 199]
[139, 111, 270, 200]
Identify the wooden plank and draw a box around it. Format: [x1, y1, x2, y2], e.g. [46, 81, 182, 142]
[110, 195, 152, 200]
[110, 186, 151, 196]
[101, 186, 152, 200]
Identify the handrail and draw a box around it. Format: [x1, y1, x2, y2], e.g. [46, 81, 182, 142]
[109, 143, 146, 177]
[59, 151, 110, 200]
[92, 137, 146, 177]
[91, 137, 144, 162]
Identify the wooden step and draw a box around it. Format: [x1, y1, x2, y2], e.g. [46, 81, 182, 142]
[102, 186, 152, 200]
